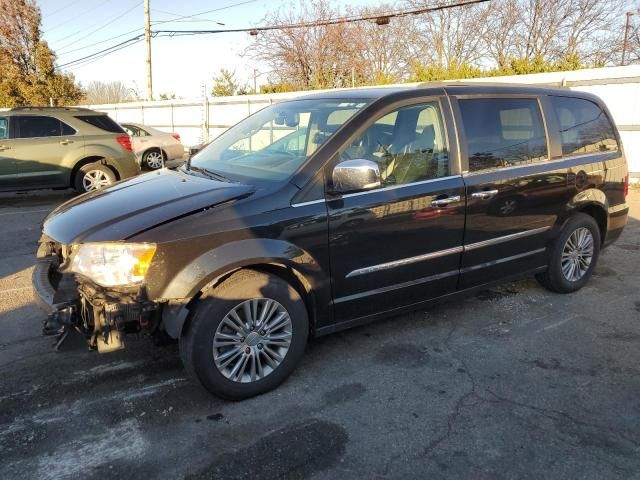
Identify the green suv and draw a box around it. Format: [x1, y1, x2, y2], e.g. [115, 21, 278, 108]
[0, 107, 140, 192]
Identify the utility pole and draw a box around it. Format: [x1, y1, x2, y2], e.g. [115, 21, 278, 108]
[622, 11, 634, 66]
[253, 69, 257, 94]
[144, 0, 153, 100]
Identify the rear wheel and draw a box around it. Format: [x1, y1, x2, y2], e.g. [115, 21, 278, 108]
[536, 213, 600, 293]
[179, 270, 308, 400]
[143, 149, 165, 169]
[73, 162, 116, 193]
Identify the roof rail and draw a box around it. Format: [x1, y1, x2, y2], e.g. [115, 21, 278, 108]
[8, 106, 95, 112]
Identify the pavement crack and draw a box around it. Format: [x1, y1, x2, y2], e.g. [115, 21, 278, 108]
[422, 321, 482, 456]
[483, 388, 640, 449]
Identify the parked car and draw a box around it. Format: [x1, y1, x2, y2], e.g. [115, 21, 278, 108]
[0, 107, 139, 192]
[121, 123, 184, 169]
[34, 85, 629, 400]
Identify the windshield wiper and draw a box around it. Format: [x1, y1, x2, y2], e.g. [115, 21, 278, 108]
[187, 166, 232, 183]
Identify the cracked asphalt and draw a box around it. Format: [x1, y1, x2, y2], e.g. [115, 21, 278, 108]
[1, 188, 640, 479]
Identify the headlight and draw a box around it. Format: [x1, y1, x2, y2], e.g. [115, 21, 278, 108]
[70, 243, 157, 287]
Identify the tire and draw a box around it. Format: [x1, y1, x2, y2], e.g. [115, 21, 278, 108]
[143, 149, 165, 170]
[73, 162, 116, 193]
[536, 213, 601, 293]
[179, 270, 309, 400]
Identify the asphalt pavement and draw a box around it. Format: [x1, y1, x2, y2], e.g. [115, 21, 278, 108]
[1, 188, 640, 480]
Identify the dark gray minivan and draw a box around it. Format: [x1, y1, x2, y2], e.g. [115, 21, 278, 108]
[34, 84, 629, 399]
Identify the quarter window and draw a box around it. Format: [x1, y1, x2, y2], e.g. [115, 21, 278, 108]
[75, 115, 126, 133]
[459, 98, 548, 171]
[13, 115, 69, 139]
[340, 101, 449, 187]
[551, 96, 618, 156]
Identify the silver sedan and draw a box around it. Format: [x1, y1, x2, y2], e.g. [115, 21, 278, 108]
[121, 123, 185, 170]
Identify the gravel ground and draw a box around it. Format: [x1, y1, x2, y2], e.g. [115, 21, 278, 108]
[1, 188, 639, 480]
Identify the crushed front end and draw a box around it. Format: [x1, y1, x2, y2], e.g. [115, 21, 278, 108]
[33, 236, 163, 352]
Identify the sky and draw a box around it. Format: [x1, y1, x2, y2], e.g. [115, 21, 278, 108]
[39, 0, 387, 99]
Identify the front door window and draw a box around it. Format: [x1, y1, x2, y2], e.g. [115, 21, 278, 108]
[340, 101, 449, 187]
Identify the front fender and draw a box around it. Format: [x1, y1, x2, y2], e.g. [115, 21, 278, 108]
[158, 238, 327, 338]
[159, 238, 324, 300]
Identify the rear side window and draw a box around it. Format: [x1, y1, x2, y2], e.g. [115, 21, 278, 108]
[459, 98, 548, 172]
[13, 115, 75, 138]
[123, 124, 150, 137]
[75, 115, 125, 133]
[551, 96, 618, 156]
[0, 117, 7, 139]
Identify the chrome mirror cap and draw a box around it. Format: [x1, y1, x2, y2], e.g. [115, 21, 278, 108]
[332, 159, 381, 193]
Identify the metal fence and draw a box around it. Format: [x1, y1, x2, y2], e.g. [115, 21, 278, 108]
[84, 65, 640, 174]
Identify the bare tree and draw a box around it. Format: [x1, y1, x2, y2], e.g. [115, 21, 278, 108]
[481, 0, 521, 68]
[482, 0, 626, 67]
[404, 0, 491, 68]
[347, 4, 413, 84]
[246, 0, 365, 90]
[83, 81, 134, 105]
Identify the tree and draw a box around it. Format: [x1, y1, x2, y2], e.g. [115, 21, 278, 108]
[211, 68, 240, 96]
[0, 0, 82, 107]
[84, 81, 135, 105]
[481, 0, 625, 67]
[246, 0, 366, 90]
[346, 4, 412, 85]
[405, 0, 491, 70]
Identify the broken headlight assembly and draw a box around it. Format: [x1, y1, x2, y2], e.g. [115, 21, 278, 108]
[69, 243, 157, 287]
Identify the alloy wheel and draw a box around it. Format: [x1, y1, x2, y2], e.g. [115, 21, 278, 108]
[561, 227, 594, 282]
[82, 170, 111, 191]
[212, 298, 293, 383]
[145, 151, 164, 169]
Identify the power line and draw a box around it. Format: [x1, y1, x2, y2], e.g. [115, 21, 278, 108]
[65, 39, 142, 70]
[58, 35, 144, 68]
[44, 0, 85, 18]
[55, 1, 142, 53]
[153, 0, 491, 36]
[150, 0, 257, 26]
[45, 0, 112, 34]
[58, 0, 491, 69]
[57, 27, 144, 57]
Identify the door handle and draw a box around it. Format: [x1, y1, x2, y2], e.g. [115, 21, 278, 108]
[59, 139, 74, 145]
[431, 195, 461, 207]
[0, 145, 10, 151]
[471, 189, 499, 200]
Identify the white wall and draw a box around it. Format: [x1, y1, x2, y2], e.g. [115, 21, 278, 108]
[84, 65, 640, 174]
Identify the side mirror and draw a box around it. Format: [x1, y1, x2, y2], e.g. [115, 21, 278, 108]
[332, 159, 381, 193]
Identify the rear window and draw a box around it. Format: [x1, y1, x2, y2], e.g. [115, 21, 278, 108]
[550, 96, 618, 156]
[75, 115, 125, 133]
[459, 98, 548, 172]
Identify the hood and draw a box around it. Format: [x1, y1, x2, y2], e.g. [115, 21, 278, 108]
[43, 169, 254, 244]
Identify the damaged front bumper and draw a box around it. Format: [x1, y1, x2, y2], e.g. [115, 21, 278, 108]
[33, 241, 162, 352]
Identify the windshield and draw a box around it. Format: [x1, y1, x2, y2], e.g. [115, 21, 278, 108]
[189, 98, 368, 182]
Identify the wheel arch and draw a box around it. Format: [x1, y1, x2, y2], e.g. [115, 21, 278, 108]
[160, 239, 323, 339]
[566, 188, 608, 243]
[69, 156, 120, 186]
[142, 146, 167, 159]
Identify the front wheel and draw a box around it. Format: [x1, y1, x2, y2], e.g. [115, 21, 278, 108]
[73, 162, 116, 193]
[179, 270, 309, 400]
[536, 213, 601, 293]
